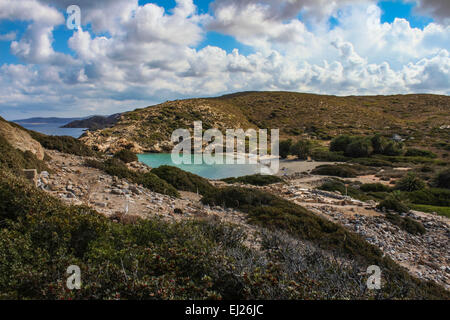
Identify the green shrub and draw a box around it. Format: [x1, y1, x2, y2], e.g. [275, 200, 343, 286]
[311, 164, 358, 178]
[371, 134, 390, 154]
[0, 135, 48, 174]
[377, 191, 410, 213]
[360, 183, 392, 193]
[350, 158, 393, 167]
[385, 213, 426, 235]
[28, 131, 96, 157]
[289, 140, 312, 160]
[330, 135, 352, 152]
[201, 186, 447, 299]
[279, 139, 292, 159]
[85, 159, 179, 198]
[405, 148, 437, 158]
[395, 173, 426, 192]
[435, 169, 450, 189]
[311, 150, 349, 162]
[0, 168, 447, 299]
[406, 188, 450, 207]
[382, 141, 404, 156]
[377, 198, 410, 213]
[113, 149, 138, 163]
[345, 138, 373, 158]
[222, 174, 284, 186]
[151, 165, 215, 196]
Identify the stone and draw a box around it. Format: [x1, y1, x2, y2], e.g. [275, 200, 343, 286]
[22, 169, 38, 186]
[111, 189, 124, 195]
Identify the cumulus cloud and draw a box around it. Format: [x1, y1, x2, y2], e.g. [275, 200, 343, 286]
[0, 0, 449, 118]
[0, 0, 64, 25]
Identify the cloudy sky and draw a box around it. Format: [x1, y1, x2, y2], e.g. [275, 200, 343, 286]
[0, 0, 449, 119]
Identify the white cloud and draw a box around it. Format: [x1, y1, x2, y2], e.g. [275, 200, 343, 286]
[0, 0, 64, 25]
[0, 31, 17, 41]
[0, 0, 449, 119]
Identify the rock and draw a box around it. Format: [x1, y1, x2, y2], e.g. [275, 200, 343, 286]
[111, 189, 124, 195]
[40, 171, 50, 178]
[129, 185, 142, 195]
[22, 169, 39, 186]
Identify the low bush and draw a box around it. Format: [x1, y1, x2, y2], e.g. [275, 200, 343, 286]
[405, 148, 437, 158]
[395, 173, 426, 192]
[113, 149, 138, 163]
[311, 150, 349, 162]
[330, 134, 404, 158]
[406, 188, 450, 207]
[385, 213, 426, 235]
[279, 139, 292, 159]
[222, 174, 284, 186]
[377, 199, 410, 213]
[289, 140, 312, 160]
[377, 191, 410, 213]
[350, 158, 393, 167]
[28, 130, 96, 157]
[0, 135, 48, 174]
[435, 169, 450, 189]
[330, 135, 353, 152]
[360, 183, 392, 193]
[344, 138, 373, 158]
[151, 165, 215, 196]
[201, 186, 447, 299]
[85, 159, 179, 198]
[311, 164, 358, 178]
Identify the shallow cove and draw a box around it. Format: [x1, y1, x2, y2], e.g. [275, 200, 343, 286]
[138, 153, 274, 180]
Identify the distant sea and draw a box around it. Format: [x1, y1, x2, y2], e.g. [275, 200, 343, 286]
[13, 118, 87, 138]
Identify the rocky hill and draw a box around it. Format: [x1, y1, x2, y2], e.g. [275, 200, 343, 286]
[80, 92, 450, 154]
[62, 113, 122, 130]
[0, 116, 44, 160]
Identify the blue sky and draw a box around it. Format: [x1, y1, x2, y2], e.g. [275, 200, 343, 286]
[0, 0, 448, 119]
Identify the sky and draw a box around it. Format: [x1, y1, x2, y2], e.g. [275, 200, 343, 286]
[0, 0, 449, 119]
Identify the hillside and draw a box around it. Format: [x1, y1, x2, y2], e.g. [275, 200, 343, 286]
[0, 117, 45, 160]
[80, 92, 450, 155]
[1, 118, 449, 299]
[62, 114, 121, 130]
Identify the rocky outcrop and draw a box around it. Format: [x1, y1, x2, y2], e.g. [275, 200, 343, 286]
[80, 99, 255, 154]
[80, 132, 144, 154]
[0, 118, 45, 160]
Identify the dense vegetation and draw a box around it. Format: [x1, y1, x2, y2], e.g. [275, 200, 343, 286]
[1, 167, 412, 300]
[222, 174, 284, 186]
[113, 149, 138, 163]
[330, 134, 404, 158]
[436, 169, 450, 189]
[4, 169, 373, 299]
[201, 186, 447, 298]
[0, 135, 48, 175]
[85, 158, 179, 198]
[385, 213, 426, 235]
[311, 164, 359, 178]
[28, 130, 96, 157]
[151, 166, 216, 196]
[82, 92, 450, 159]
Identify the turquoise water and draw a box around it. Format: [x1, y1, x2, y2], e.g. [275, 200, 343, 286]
[138, 153, 273, 180]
